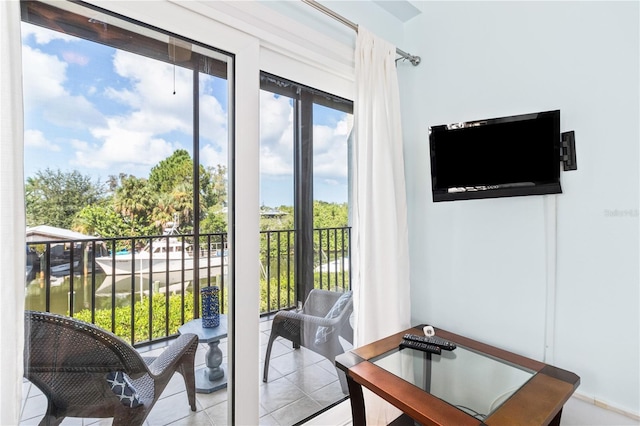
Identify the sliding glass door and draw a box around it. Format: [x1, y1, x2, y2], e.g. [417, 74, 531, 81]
[258, 73, 353, 424]
[21, 1, 235, 424]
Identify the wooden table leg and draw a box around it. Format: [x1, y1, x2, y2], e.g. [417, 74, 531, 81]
[348, 375, 366, 426]
[549, 408, 563, 426]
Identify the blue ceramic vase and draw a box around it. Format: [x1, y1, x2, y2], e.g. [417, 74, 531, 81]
[201, 286, 220, 328]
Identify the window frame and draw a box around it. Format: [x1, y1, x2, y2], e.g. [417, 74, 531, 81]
[260, 72, 353, 306]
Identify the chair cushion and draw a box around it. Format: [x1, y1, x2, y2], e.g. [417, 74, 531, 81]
[106, 371, 143, 408]
[314, 291, 352, 345]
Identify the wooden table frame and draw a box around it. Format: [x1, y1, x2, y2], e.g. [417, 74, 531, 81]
[336, 325, 580, 426]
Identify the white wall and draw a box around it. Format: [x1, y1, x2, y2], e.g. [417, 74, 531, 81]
[400, 1, 639, 416]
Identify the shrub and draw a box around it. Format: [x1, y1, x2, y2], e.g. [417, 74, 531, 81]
[74, 292, 194, 344]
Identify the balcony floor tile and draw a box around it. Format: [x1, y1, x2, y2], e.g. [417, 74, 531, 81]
[20, 318, 348, 426]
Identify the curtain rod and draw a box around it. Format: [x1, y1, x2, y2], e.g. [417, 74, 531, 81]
[301, 0, 421, 66]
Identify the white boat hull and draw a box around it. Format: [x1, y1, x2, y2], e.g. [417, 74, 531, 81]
[95, 255, 227, 275]
[95, 268, 228, 298]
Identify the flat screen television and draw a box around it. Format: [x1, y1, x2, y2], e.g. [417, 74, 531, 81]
[428, 110, 562, 202]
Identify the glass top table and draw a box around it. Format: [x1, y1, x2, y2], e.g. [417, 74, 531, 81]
[336, 325, 580, 426]
[372, 344, 535, 421]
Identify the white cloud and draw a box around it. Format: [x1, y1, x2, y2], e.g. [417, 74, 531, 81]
[85, 50, 230, 173]
[22, 21, 230, 179]
[22, 45, 104, 129]
[200, 92, 228, 146]
[312, 117, 351, 179]
[62, 51, 89, 66]
[75, 117, 177, 170]
[259, 91, 294, 176]
[43, 95, 105, 129]
[70, 139, 89, 150]
[200, 144, 227, 170]
[258, 90, 352, 182]
[24, 129, 60, 151]
[21, 22, 76, 44]
[106, 50, 193, 134]
[23, 22, 347, 191]
[22, 45, 67, 103]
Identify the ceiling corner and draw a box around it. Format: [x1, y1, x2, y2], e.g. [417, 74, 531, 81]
[372, 0, 422, 23]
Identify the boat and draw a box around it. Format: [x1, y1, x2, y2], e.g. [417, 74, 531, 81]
[50, 260, 81, 277]
[95, 270, 198, 298]
[94, 237, 228, 275]
[94, 220, 228, 276]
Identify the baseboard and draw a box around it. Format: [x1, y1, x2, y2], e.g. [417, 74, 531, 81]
[301, 392, 640, 425]
[572, 392, 640, 421]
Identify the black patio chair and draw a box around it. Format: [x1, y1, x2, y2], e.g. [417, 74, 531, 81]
[24, 310, 199, 426]
[262, 289, 353, 393]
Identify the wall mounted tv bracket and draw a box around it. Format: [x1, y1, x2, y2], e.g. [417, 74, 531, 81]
[561, 131, 577, 171]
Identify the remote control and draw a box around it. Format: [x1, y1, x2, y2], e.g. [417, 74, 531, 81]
[399, 339, 442, 355]
[403, 333, 457, 351]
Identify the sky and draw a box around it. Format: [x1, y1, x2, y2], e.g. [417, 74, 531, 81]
[21, 21, 351, 208]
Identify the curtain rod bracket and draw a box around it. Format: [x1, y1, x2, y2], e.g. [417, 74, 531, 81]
[400, 55, 421, 66]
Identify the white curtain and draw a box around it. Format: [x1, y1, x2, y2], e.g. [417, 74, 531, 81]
[351, 26, 411, 424]
[0, 0, 25, 424]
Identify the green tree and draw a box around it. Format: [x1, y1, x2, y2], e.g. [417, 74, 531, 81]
[200, 165, 228, 233]
[113, 174, 157, 235]
[201, 208, 227, 233]
[170, 181, 199, 232]
[148, 149, 193, 195]
[313, 201, 348, 228]
[73, 202, 128, 238]
[204, 164, 227, 208]
[151, 192, 176, 230]
[25, 168, 103, 229]
[148, 149, 227, 231]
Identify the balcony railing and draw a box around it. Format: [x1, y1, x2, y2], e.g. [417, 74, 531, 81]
[25, 227, 350, 347]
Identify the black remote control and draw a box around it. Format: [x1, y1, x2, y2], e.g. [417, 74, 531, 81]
[399, 339, 441, 354]
[403, 333, 457, 351]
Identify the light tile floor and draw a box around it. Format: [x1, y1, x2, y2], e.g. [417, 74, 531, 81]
[20, 317, 350, 426]
[20, 323, 640, 426]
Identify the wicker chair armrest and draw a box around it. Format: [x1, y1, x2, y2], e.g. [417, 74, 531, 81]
[147, 333, 198, 377]
[274, 310, 343, 328]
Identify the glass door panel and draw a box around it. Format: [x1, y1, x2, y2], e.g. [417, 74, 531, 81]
[258, 74, 353, 424]
[258, 87, 301, 424]
[312, 103, 352, 293]
[21, 2, 234, 424]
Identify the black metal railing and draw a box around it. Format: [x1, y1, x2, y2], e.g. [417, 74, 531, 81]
[25, 227, 350, 347]
[259, 227, 351, 315]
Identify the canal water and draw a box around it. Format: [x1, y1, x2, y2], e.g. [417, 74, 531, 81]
[25, 269, 224, 317]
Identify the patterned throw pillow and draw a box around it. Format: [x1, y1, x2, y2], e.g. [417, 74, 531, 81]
[106, 371, 143, 408]
[314, 291, 352, 345]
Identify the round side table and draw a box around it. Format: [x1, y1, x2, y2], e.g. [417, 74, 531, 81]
[178, 315, 228, 393]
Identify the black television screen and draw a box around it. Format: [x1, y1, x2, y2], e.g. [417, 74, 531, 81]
[428, 110, 562, 202]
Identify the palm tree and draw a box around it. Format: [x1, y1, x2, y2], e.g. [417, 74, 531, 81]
[113, 175, 156, 234]
[152, 193, 176, 231]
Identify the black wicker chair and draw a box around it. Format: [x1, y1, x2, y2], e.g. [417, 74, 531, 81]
[262, 289, 353, 393]
[24, 310, 199, 426]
